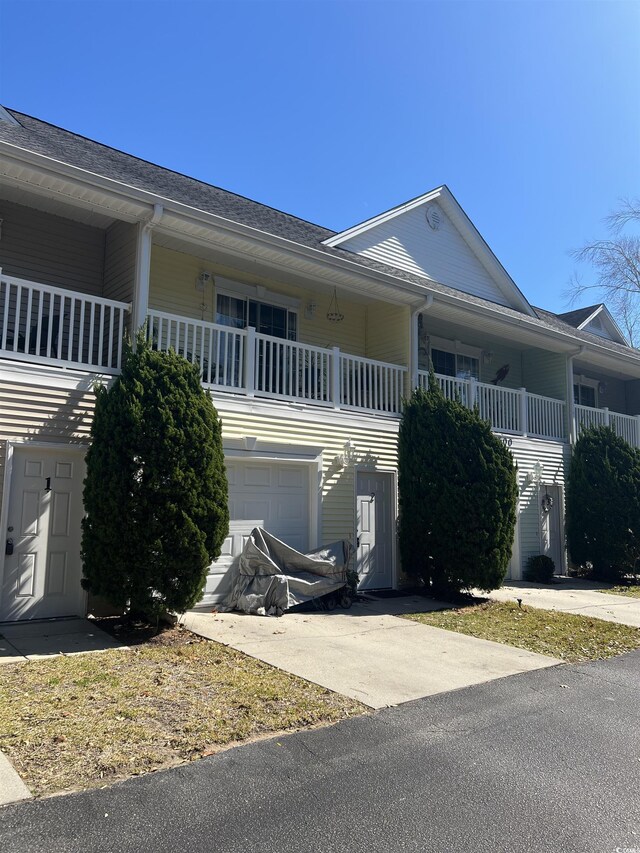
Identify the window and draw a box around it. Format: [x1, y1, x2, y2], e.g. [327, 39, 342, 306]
[216, 294, 297, 340]
[431, 347, 479, 380]
[574, 383, 597, 408]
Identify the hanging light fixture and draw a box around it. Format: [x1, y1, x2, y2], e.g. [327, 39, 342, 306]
[326, 287, 344, 323]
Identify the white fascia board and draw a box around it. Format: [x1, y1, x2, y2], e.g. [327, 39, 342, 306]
[0, 360, 115, 391]
[577, 305, 628, 346]
[0, 107, 20, 127]
[322, 186, 446, 247]
[575, 305, 603, 330]
[324, 184, 535, 318]
[3, 140, 639, 367]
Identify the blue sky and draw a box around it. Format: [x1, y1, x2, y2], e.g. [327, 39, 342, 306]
[0, 0, 638, 314]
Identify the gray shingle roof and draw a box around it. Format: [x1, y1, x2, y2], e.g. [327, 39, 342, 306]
[0, 109, 637, 360]
[558, 305, 602, 328]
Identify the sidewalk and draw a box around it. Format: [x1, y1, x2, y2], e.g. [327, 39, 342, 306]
[489, 580, 640, 628]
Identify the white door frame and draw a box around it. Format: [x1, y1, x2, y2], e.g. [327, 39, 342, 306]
[538, 482, 565, 575]
[0, 440, 89, 606]
[223, 438, 323, 549]
[353, 466, 398, 589]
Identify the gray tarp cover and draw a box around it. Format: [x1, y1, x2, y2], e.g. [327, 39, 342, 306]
[220, 527, 351, 616]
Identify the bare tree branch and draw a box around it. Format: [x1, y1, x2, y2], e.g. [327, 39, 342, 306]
[567, 200, 640, 345]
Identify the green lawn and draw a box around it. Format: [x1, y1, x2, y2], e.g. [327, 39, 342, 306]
[404, 600, 640, 662]
[601, 585, 640, 599]
[0, 626, 364, 797]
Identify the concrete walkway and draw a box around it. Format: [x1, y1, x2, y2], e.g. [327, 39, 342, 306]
[489, 580, 640, 627]
[182, 595, 561, 709]
[0, 617, 126, 663]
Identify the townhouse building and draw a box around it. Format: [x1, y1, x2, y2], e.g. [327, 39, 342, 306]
[1, 106, 639, 621]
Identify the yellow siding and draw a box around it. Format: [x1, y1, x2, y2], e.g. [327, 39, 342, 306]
[103, 221, 137, 306]
[0, 374, 96, 523]
[0, 199, 105, 295]
[365, 302, 410, 367]
[214, 400, 399, 549]
[149, 245, 370, 356]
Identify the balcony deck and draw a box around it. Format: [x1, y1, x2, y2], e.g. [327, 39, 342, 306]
[147, 309, 407, 416]
[1, 275, 639, 444]
[0, 273, 131, 374]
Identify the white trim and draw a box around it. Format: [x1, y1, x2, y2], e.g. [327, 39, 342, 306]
[0, 440, 89, 614]
[215, 277, 300, 310]
[429, 335, 482, 360]
[4, 140, 640, 372]
[0, 107, 20, 127]
[578, 305, 628, 346]
[354, 466, 398, 590]
[323, 185, 536, 318]
[214, 394, 403, 432]
[223, 445, 322, 551]
[0, 360, 113, 391]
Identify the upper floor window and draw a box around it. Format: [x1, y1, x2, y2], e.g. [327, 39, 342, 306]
[431, 347, 479, 380]
[216, 293, 297, 341]
[574, 382, 597, 408]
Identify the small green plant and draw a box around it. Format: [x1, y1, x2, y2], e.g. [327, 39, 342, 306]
[524, 554, 555, 583]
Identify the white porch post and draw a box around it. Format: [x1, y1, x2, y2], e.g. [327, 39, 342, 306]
[133, 204, 163, 336]
[566, 347, 585, 444]
[519, 388, 528, 436]
[331, 347, 341, 409]
[410, 295, 433, 392]
[244, 326, 256, 397]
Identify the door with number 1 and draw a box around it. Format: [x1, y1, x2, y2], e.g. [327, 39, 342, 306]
[356, 470, 394, 590]
[1, 446, 86, 622]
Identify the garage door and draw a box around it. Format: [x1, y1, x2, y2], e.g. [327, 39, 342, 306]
[199, 460, 311, 607]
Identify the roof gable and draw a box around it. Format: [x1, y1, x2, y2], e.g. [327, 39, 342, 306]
[559, 304, 628, 345]
[323, 186, 535, 315]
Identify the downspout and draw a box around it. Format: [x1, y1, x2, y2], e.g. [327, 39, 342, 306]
[411, 294, 434, 391]
[133, 203, 164, 336]
[567, 345, 586, 444]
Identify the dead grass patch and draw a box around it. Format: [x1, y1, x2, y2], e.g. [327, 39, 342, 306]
[600, 585, 640, 600]
[0, 625, 364, 797]
[404, 600, 640, 662]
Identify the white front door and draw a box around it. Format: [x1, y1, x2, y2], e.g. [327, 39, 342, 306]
[356, 470, 394, 590]
[1, 446, 86, 621]
[541, 484, 563, 575]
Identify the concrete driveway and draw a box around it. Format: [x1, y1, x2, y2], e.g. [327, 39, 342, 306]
[182, 595, 560, 709]
[489, 580, 640, 628]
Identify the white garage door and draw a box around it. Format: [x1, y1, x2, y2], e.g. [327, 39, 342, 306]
[199, 459, 311, 607]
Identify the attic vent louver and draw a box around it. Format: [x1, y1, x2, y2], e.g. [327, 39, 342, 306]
[425, 205, 441, 231]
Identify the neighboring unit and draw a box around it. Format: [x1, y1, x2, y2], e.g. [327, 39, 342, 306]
[1, 108, 639, 620]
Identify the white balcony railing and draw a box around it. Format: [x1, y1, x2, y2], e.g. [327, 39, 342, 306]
[0, 274, 131, 373]
[148, 310, 407, 415]
[575, 404, 640, 447]
[418, 371, 567, 441]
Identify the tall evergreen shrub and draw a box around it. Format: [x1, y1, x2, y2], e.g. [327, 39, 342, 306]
[566, 426, 640, 581]
[398, 375, 517, 594]
[81, 337, 229, 618]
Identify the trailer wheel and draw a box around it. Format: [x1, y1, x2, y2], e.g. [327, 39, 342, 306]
[339, 593, 352, 609]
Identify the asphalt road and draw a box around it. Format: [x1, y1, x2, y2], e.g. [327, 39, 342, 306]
[2, 651, 639, 853]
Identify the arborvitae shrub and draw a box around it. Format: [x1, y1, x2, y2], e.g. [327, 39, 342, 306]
[566, 426, 640, 582]
[81, 337, 229, 619]
[398, 375, 517, 595]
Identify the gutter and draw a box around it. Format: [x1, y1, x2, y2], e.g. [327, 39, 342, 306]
[2, 140, 640, 372]
[410, 295, 433, 390]
[567, 345, 586, 444]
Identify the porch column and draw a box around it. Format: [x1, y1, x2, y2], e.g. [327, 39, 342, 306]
[410, 295, 434, 392]
[133, 204, 163, 335]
